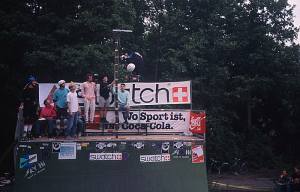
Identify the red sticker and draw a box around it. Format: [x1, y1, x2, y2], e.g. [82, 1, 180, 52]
[192, 145, 204, 163]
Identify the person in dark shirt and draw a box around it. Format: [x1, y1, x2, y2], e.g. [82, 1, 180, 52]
[275, 169, 290, 192]
[19, 75, 39, 139]
[120, 51, 144, 81]
[279, 169, 290, 184]
[121, 52, 144, 75]
[99, 75, 114, 123]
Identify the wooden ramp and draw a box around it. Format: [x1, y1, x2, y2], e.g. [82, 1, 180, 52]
[13, 135, 208, 192]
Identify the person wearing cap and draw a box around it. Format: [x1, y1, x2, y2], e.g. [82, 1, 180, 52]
[66, 82, 80, 138]
[19, 75, 39, 139]
[53, 80, 69, 132]
[81, 73, 96, 123]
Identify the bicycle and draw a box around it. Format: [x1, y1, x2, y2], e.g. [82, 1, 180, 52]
[228, 157, 248, 175]
[208, 158, 229, 176]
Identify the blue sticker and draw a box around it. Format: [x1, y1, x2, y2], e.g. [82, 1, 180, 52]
[19, 154, 37, 169]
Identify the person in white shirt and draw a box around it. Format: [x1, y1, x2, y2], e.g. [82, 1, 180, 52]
[82, 73, 96, 123]
[66, 82, 80, 138]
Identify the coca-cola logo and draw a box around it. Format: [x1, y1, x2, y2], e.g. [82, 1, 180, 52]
[191, 117, 201, 127]
[190, 112, 206, 134]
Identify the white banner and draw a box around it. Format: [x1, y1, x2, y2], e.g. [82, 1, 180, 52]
[104, 110, 191, 133]
[39, 82, 99, 107]
[89, 153, 123, 161]
[140, 154, 171, 163]
[39, 81, 191, 107]
[124, 81, 191, 106]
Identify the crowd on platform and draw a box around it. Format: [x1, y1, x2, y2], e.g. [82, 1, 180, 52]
[19, 73, 130, 140]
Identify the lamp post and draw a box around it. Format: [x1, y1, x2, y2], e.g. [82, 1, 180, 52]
[112, 29, 132, 138]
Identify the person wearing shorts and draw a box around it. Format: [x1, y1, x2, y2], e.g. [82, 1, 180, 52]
[99, 75, 114, 123]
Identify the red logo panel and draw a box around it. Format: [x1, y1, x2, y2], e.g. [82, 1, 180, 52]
[190, 112, 206, 134]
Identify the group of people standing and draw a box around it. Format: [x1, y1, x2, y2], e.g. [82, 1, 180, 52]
[19, 73, 130, 140]
[276, 165, 300, 192]
[81, 74, 130, 125]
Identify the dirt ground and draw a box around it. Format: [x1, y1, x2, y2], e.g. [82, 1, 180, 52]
[208, 169, 279, 191]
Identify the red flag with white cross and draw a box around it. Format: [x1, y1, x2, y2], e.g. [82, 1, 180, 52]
[172, 87, 189, 102]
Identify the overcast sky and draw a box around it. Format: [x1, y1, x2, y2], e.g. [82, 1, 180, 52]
[289, 0, 300, 43]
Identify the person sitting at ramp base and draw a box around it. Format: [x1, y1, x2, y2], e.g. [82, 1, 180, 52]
[35, 98, 57, 138]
